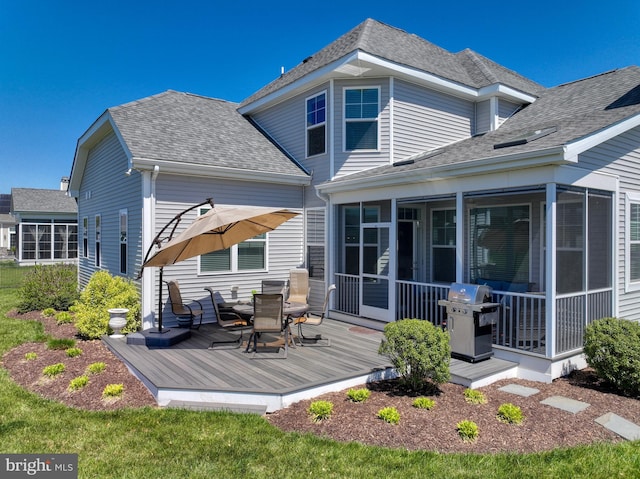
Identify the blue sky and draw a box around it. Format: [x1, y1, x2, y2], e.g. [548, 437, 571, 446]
[1, 0, 638, 193]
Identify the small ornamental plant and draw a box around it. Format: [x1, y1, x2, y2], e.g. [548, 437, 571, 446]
[377, 407, 400, 425]
[103, 384, 124, 398]
[24, 352, 37, 361]
[308, 400, 333, 422]
[456, 420, 479, 442]
[55, 311, 73, 325]
[497, 403, 524, 425]
[42, 308, 56, 318]
[464, 388, 487, 405]
[47, 338, 76, 350]
[65, 347, 83, 358]
[347, 388, 371, 403]
[42, 363, 65, 378]
[87, 362, 106, 374]
[68, 375, 89, 391]
[412, 397, 436, 410]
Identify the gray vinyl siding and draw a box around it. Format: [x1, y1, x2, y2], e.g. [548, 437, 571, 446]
[393, 79, 474, 160]
[77, 131, 143, 288]
[475, 100, 491, 134]
[498, 99, 521, 127]
[151, 174, 305, 324]
[578, 125, 640, 321]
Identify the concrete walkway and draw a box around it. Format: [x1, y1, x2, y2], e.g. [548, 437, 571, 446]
[499, 383, 640, 441]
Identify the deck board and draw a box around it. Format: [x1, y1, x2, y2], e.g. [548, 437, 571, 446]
[103, 319, 518, 411]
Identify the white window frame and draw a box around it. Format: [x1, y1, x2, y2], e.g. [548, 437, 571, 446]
[342, 86, 380, 152]
[94, 214, 101, 268]
[306, 207, 326, 279]
[197, 207, 269, 275]
[626, 193, 640, 291]
[82, 217, 88, 258]
[305, 90, 327, 158]
[119, 209, 128, 274]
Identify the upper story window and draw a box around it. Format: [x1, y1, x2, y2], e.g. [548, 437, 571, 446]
[344, 87, 379, 151]
[306, 92, 326, 157]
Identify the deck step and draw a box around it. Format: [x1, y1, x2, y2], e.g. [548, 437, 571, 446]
[165, 400, 267, 415]
[449, 357, 518, 388]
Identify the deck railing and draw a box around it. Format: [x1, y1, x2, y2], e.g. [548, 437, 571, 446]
[331, 276, 612, 358]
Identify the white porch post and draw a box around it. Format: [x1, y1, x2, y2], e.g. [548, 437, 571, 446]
[545, 183, 556, 358]
[141, 167, 159, 330]
[455, 192, 464, 282]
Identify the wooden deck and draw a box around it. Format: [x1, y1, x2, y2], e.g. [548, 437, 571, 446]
[103, 319, 518, 413]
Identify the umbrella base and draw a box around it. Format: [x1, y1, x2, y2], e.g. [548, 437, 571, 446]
[134, 328, 191, 347]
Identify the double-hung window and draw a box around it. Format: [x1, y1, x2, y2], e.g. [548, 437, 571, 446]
[344, 87, 379, 151]
[95, 215, 101, 267]
[119, 209, 128, 274]
[198, 207, 267, 274]
[628, 194, 640, 287]
[306, 92, 326, 157]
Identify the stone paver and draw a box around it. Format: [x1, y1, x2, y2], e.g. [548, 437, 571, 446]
[540, 395, 590, 414]
[498, 384, 540, 397]
[595, 413, 640, 441]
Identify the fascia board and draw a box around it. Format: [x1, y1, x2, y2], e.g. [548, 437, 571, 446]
[131, 157, 311, 186]
[239, 51, 481, 114]
[477, 83, 537, 103]
[69, 112, 130, 196]
[564, 112, 640, 158]
[318, 146, 566, 194]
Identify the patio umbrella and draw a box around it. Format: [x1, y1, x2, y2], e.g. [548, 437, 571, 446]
[143, 204, 299, 268]
[140, 201, 299, 333]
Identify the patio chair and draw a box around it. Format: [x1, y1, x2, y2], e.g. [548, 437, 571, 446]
[293, 284, 335, 346]
[204, 287, 251, 349]
[261, 279, 289, 298]
[166, 280, 204, 330]
[249, 293, 288, 359]
[288, 268, 310, 304]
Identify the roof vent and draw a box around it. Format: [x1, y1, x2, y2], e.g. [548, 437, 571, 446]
[493, 126, 557, 149]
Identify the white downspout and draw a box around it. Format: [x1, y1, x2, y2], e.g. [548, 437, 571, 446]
[141, 165, 160, 330]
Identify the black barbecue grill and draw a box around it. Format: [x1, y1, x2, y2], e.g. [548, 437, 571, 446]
[438, 283, 500, 362]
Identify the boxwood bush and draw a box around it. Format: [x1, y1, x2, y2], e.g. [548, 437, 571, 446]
[378, 318, 450, 392]
[17, 264, 79, 313]
[584, 316, 640, 397]
[71, 271, 140, 339]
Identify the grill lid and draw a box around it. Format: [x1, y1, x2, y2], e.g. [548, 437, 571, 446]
[447, 283, 492, 304]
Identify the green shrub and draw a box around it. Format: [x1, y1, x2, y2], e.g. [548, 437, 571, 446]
[87, 362, 106, 374]
[71, 271, 141, 339]
[47, 338, 76, 350]
[68, 375, 89, 391]
[103, 384, 124, 398]
[65, 347, 83, 358]
[24, 352, 37, 361]
[377, 407, 400, 425]
[308, 400, 333, 422]
[456, 420, 479, 442]
[584, 317, 640, 397]
[497, 403, 524, 425]
[412, 397, 436, 410]
[464, 388, 487, 405]
[43, 308, 56, 317]
[55, 311, 73, 324]
[16, 264, 79, 313]
[378, 319, 450, 392]
[42, 363, 65, 378]
[347, 388, 371, 403]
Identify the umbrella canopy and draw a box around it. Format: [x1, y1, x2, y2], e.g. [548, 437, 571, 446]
[143, 205, 299, 268]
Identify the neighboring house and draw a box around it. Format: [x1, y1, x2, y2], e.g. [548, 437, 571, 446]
[69, 18, 640, 382]
[10, 184, 78, 265]
[0, 193, 16, 254]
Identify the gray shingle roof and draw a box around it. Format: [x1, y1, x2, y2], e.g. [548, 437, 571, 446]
[108, 91, 308, 178]
[11, 188, 77, 214]
[240, 19, 544, 108]
[324, 66, 640, 185]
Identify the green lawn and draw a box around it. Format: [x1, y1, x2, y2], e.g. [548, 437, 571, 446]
[0, 268, 638, 478]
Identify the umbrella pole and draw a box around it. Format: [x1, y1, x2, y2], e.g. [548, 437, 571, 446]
[148, 266, 168, 334]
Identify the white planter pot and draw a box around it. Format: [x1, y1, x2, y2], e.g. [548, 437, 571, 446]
[108, 308, 129, 338]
